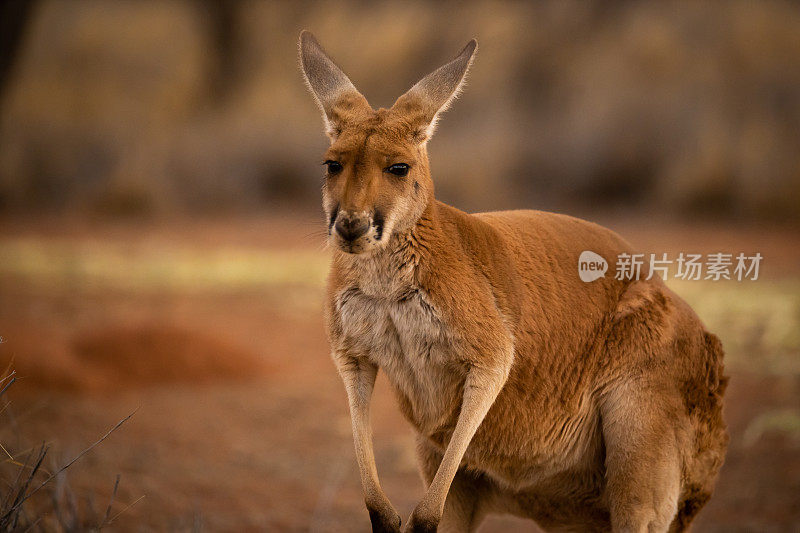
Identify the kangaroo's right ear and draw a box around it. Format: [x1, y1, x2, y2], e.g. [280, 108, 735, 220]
[299, 31, 370, 140]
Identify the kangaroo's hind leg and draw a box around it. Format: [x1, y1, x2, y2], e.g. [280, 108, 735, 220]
[601, 380, 688, 533]
[415, 436, 491, 533]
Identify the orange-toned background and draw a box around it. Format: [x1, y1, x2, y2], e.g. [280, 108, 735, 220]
[0, 1, 798, 531]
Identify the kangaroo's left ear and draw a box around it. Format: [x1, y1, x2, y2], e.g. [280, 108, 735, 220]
[391, 39, 477, 143]
[299, 31, 371, 140]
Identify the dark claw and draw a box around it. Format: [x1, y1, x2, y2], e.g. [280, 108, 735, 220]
[410, 521, 437, 533]
[407, 513, 438, 533]
[368, 507, 401, 533]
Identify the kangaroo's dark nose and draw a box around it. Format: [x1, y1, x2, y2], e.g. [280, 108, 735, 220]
[335, 216, 369, 241]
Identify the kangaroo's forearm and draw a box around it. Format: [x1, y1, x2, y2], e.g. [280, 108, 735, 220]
[411, 363, 510, 526]
[338, 356, 401, 531]
[339, 358, 382, 498]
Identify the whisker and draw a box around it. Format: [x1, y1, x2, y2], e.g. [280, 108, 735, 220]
[303, 229, 328, 241]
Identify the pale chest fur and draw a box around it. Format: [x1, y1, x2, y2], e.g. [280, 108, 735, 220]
[332, 250, 464, 433]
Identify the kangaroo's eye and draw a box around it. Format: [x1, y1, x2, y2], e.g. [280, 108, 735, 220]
[325, 160, 343, 174]
[386, 163, 409, 177]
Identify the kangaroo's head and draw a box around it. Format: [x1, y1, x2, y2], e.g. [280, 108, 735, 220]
[299, 31, 476, 255]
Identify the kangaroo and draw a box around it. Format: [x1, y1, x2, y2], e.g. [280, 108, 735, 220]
[299, 31, 728, 533]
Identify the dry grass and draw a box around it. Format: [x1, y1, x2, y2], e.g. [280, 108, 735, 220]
[0, 238, 327, 294]
[670, 279, 800, 376]
[0, 367, 138, 532]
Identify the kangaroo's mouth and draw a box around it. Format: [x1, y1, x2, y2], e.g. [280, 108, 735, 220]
[333, 224, 384, 254]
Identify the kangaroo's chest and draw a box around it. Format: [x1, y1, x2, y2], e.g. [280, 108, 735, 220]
[336, 285, 464, 431]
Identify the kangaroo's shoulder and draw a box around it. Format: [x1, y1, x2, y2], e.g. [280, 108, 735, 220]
[437, 204, 635, 260]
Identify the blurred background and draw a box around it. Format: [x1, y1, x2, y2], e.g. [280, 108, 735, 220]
[0, 0, 798, 531]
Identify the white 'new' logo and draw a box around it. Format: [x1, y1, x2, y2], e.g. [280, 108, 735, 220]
[578, 251, 608, 282]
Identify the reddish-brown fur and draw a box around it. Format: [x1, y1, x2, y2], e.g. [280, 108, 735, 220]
[299, 32, 727, 533]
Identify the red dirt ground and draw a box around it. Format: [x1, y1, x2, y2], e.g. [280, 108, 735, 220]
[0, 213, 798, 531]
